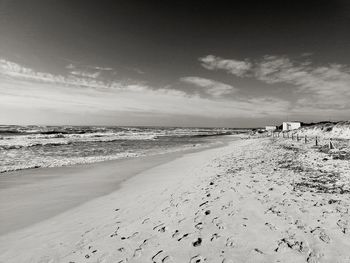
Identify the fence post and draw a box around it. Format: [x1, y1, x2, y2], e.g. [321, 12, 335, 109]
[315, 136, 318, 146]
[297, 134, 299, 141]
[292, 133, 294, 140]
[304, 135, 307, 144]
[329, 138, 335, 149]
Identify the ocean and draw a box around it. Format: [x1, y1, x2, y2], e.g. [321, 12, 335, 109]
[0, 125, 245, 173]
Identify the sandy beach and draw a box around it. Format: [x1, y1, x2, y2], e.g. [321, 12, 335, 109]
[2, 1, 350, 262]
[1, 137, 350, 262]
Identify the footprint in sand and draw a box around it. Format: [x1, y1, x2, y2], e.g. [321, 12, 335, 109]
[133, 247, 142, 258]
[158, 226, 167, 233]
[210, 233, 220, 241]
[117, 247, 125, 252]
[337, 219, 349, 234]
[192, 237, 202, 247]
[306, 251, 323, 263]
[151, 250, 172, 263]
[142, 218, 150, 224]
[253, 248, 264, 254]
[133, 239, 149, 258]
[199, 201, 209, 208]
[178, 217, 186, 224]
[162, 255, 173, 263]
[194, 215, 201, 223]
[310, 227, 331, 243]
[127, 232, 139, 239]
[195, 222, 203, 230]
[153, 223, 166, 232]
[183, 198, 190, 203]
[178, 233, 191, 241]
[212, 217, 225, 229]
[110, 227, 120, 238]
[221, 204, 230, 210]
[227, 210, 235, 217]
[189, 254, 206, 263]
[275, 237, 309, 253]
[172, 230, 180, 238]
[225, 237, 235, 248]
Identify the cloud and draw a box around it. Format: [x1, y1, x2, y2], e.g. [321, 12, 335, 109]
[0, 57, 292, 125]
[92, 66, 113, 71]
[0, 58, 68, 83]
[66, 63, 75, 69]
[200, 54, 350, 112]
[0, 58, 121, 89]
[199, 55, 252, 77]
[0, 77, 290, 120]
[180, 76, 237, 97]
[254, 55, 350, 110]
[70, 70, 101, 79]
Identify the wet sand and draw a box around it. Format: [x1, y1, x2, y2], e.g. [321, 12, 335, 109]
[0, 138, 231, 235]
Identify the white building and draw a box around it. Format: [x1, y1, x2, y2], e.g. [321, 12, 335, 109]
[265, 126, 277, 131]
[282, 122, 301, 131]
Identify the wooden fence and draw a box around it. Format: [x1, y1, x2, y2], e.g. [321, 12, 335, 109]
[264, 131, 350, 150]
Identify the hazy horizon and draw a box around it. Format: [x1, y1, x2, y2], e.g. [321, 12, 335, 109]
[0, 123, 258, 129]
[0, 120, 346, 130]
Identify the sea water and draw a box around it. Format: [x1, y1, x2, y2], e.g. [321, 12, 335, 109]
[0, 125, 243, 173]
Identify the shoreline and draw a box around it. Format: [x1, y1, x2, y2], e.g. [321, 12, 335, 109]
[0, 137, 221, 175]
[0, 135, 235, 235]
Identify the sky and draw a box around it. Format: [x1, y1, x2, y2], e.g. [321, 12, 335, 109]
[0, 0, 350, 127]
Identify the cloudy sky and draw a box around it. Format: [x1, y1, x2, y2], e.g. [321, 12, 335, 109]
[0, 0, 350, 127]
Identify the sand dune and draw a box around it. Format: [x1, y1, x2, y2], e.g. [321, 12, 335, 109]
[1, 137, 350, 262]
[295, 121, 350, 140]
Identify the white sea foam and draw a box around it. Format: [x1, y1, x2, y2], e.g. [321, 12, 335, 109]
[0, 152, 140, 173]
[0, 125, 242, 174]
[0, 132, 157, 149]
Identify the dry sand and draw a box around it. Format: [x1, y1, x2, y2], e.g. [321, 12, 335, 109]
[1, 137, 350, 262]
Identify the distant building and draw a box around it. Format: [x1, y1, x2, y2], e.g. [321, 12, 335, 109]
[265, 126, 277, 131]
[282, 122, 301, 131]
